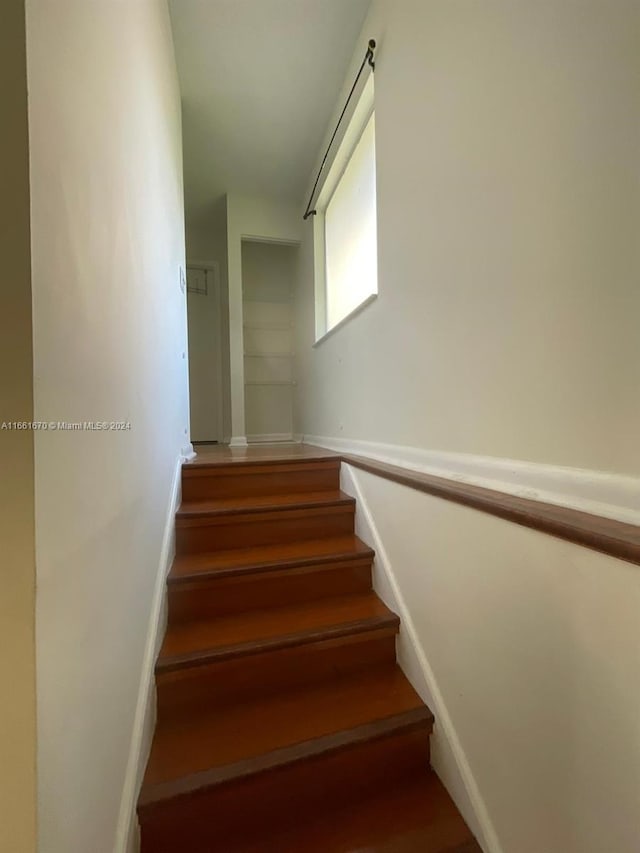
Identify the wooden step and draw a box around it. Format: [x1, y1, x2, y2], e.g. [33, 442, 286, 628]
[170, 535, 374, 581]
[182, 458, 341, 501]
[184, 445, 337, 470]
[139, 668, 434, 852]
[157, 592, 395, 673]
[156, 592, 399, 714]
[167, 535, 375, 620]
[138, 446, 477, 852]
[220, 772, 482, 853]
[176, 490, 354, 518]
[147, 666, 428, 788]
[175, 490, 355, 554]
[157, 627, 397, 717]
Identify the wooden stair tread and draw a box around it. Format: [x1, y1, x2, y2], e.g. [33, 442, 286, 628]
[158, 592, 397, 671]
[142, 665, 430, 794]
[177, 489, 352, 518]
[169, 535, 374, 582]
[184, 444, 339, 469]
[140, 450, 475, 852]
[231, 771, 480, 853]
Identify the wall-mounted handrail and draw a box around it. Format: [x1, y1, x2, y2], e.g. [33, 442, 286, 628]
[302, 39, 376, 221]
[339, 452, 640, 567]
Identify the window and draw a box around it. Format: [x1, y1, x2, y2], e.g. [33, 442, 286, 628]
[314, 76, 377, 341]
[325, 113, 377, 330]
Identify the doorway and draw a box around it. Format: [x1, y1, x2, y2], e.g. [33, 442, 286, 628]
[241, 240, 298, 443]
[186, 262, 223, 443]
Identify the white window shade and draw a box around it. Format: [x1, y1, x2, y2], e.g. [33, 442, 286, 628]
[324, 113, 377, 331]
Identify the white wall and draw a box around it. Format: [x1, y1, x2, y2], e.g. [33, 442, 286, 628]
[295, 0, 640, 476]
[26, 1, 189, 850]
[349, 467, 640, 853]
[227, 194, 301, 442]
[0, 2, 36, 850]
[294, 2, 640, 851]
[242, 240, 296, 304]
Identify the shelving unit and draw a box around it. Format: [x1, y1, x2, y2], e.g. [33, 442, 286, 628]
[241, 242, 297, 443]
[242, 307, 294, 441]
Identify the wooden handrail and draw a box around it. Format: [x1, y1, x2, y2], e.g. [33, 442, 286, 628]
[340, 453, 640, 567]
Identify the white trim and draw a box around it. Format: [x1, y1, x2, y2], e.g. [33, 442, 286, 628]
[229, 435, 248, 448]
[310, 214, 327, 340]
[114, 454, 183, 853]
[247, 433, 294, 444]
[341, 464, 501, 853]
[181, 443, 195, 462]
[304, 435, 640, 526]
[313, 293, 377, 347]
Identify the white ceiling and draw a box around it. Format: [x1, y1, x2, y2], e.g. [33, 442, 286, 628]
[169, 0, 371, 227]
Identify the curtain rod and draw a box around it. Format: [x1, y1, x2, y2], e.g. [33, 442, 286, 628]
[302, 38, 376, 221]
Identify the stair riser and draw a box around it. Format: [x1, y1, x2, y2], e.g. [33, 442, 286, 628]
[182, 461, 341, 501]
[176, 504, 355, 554]
[168, 559, 373, 621]
[156, 632, 397, 720]
[139, 727, 431, 853]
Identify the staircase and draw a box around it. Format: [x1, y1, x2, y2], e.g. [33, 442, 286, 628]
[137, 445, 481, 852]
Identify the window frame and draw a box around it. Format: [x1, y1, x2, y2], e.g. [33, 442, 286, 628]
[312, 74, 377, 345]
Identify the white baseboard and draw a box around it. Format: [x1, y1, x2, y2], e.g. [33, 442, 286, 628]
[341, 464, 502, 853]
[247, 432, 294, 444]
[229, 435, 248, 448]
[181, 443, 195, 462]
[114, 454, 183, 853]
[305, 434, 640, 525]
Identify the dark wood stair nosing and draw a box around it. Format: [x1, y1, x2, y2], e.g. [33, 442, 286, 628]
[156, 612, 400, 675]
[167, 548, 375, 586]
[176, 493, 355, 521]
[138, 705, 433, 812]
[184, 455, 340, 472]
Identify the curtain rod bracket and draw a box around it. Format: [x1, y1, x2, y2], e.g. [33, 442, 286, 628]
[367, 39, 376, 70]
